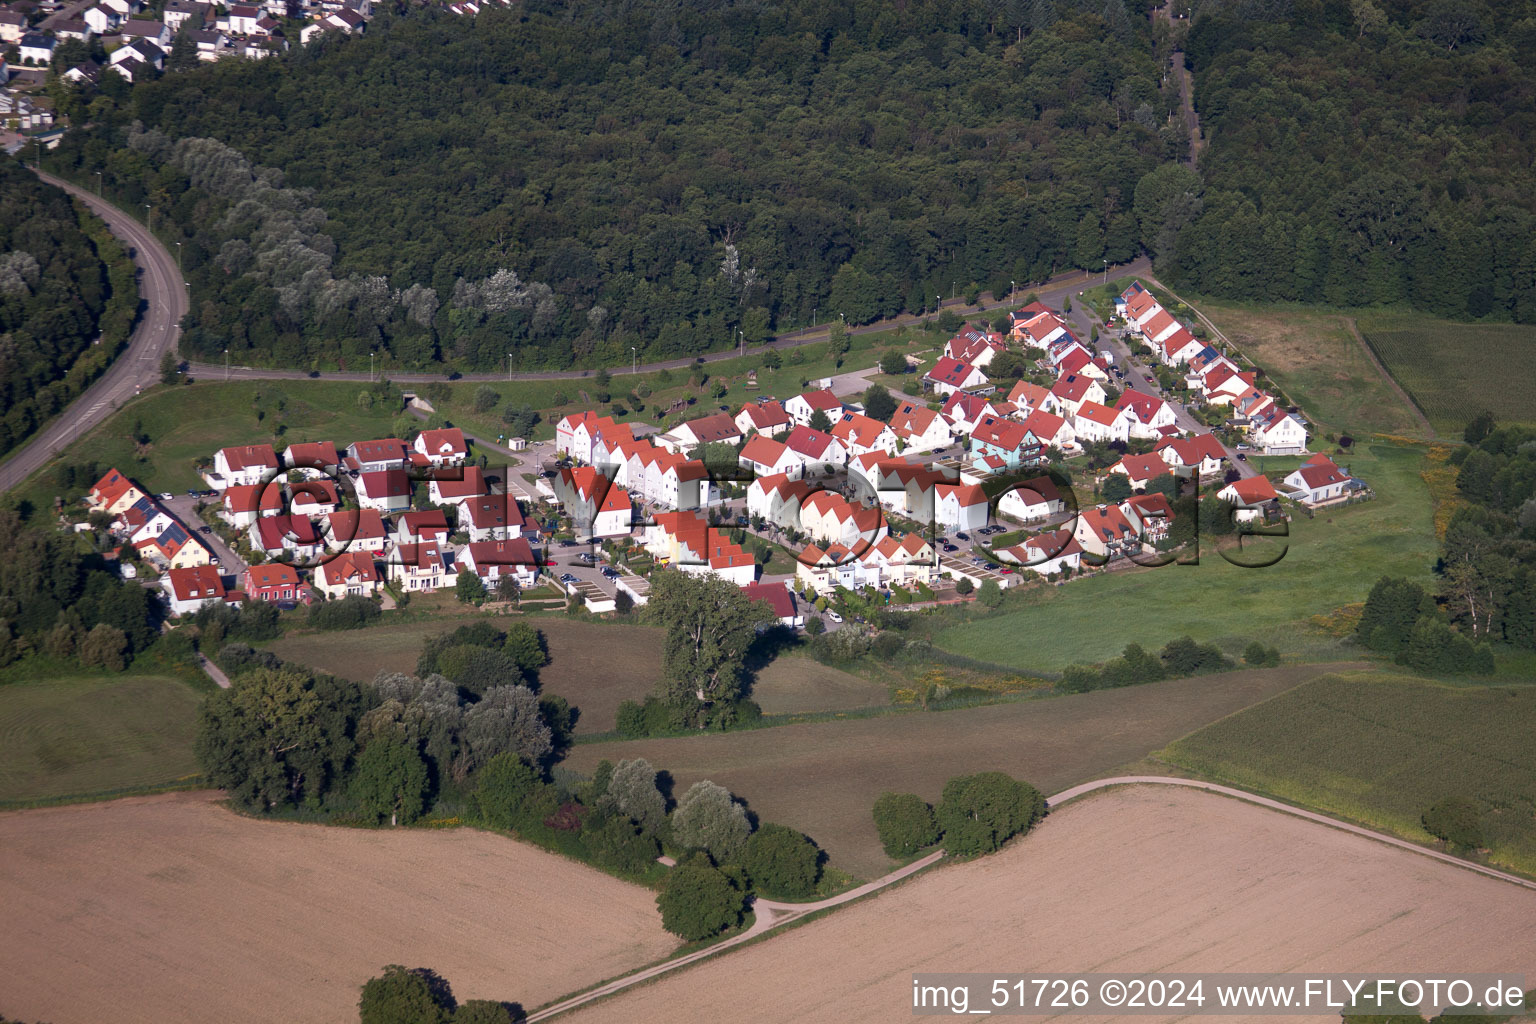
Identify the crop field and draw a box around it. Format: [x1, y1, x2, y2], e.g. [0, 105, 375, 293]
[0, 672, 203, 804]
[559, 785, 1536, 1024]
[565, 663, 1346, 878]
[936, 443, 1435, 672]
[0, 792, 675, 1024]
[1161, 671, 1536, 875]
[1358, 314, 1536, 434]
[265, 616, 885, 733]
[1192, 300, 1427, 438]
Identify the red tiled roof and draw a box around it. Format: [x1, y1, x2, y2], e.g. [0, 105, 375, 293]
[219, 444, 279, 472]
[359, 469, 411, 499]
[167, 565, 225, 602]
[285, 441, 339, 468]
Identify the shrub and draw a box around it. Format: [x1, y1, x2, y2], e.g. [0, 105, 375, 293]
[584, 814, 660, 874]
[1242, 641, 1281, 667]
[935, 772, 1045, 857]
[656, 854, 747, 941]
[954, 577, 975, 596]
[358, 965, 452, 1024]
[307, 595, 381, 631]
[977, 580, 1003, 607]
[1422, 796, 1483, 850]
[474, 753, 557, 831]
[872, 791, 940, 858]
[742, 823, 821, 898]
[1158, 635, 1231, 676]
[804, 616, 826, 636]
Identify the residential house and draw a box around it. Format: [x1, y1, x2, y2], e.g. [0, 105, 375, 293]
[188, 26, 226, 57]
[163, 565, 228, 616]
[555, 411, 635, 463]
[135, 522, 210, 569]
[1248, 404, 1308, 455]
[346, 438, 409, 474]
[1135, 307, 1182, 347]
[831, 411, 898, 458]
[933, 482, 989, 532]
[1018, 409, 1076, 453]
[795, 542, 880, 596]
[250, 514, 324, 561]
[1156, 327, 1204, 366]
[970, 414, 1041, 470]
[1114, 391, 1178, 439]
[244, 563, 310, 604]
[102, 0, 142, 16]
[1006, 381, 1050, 418]
[553, 465, 633, 538]
[924, 356, 989, 397]
[413, 426, 468, 466]
[943, 328, 1006, 369]
[799, 491, 886, 549]
[396, 509, 449, 545]
[888, 401, 951, 453]
[387, 541, 452, 592]
[658, 411, 741, 454]
[88, 467, 148, 515]
[782, 426, 846, 474]
[52, 16, 92, 39]
[1123, 493, 1175, 543]
[117, 17, 168, 44]
[220, 3, 261, 32]
[1010, 302, 1069, 349]
[939, 391, 992, 434]
[289, 479, 340, 517]
[738, 435, 803, 479]
[643, 511, 756, 585]
[19, 31, 56, 63]
[1072, 401, 1130, 444]
[1156, 433, 1226, 479]
[285, 440, 340, 475]
[735, 400, 792, 438]
[1055, 346, 1109, 382]
[0, 11, 28, 44]
[999, 528, 1083, 576]
[1072, 503, 1141, 560]
[458, 538, 540, 589]
[222, 481, 284, 528]
[458, 492, 524, 543]
[326, 508, 387, 554]
[1045, 374, 1106, 419]
[62, 61, 102, 84]
[740, 581, 803, 629]
[1218, 475, 1282, 523]
[356, 470, 411, 513]
[1108, 453, 1175, 492]
[161, 0, 203, 30]
[865, 533, 937, 590]
[212, 443, 280, 489]
[315, 550, 380, 600]
[427, 465, 489, 507]
[996, 475, 1065, 523]
[1283, 454, 1354, 505]
[1115, 281, 1159, 322]
[745, 473, 815, 529]
[783, 389, 844, 428]
[116, 496, 173, 546]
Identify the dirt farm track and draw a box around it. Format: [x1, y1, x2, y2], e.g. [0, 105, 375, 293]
[0, 791, 675, 1024]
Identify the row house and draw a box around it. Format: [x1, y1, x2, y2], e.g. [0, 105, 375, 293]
[556, 411, 636, 464]
[553, 466, 633, 538]
[222, 481, 284, 528]
[642, 511, 757, 586]
[831, 411, 898, 459]
[799, 491, 887, 549]
[745, 473, 817, 530]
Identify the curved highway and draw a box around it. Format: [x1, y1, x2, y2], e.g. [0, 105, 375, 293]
[0, 170, 189, 496]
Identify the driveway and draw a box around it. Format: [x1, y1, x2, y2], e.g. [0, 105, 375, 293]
[158, 492, 247, 578]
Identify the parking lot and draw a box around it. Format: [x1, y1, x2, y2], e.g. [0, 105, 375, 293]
[937, 551, 1014, 588]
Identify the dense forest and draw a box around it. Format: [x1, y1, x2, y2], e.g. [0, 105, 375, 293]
[1159, 0, 1536, 320]
[48, 0, 1176, 371]
[0, 162, 136, 456]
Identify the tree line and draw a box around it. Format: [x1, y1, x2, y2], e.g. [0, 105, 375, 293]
[0, 161, 137, 457]
[45, 0, 1176, 372]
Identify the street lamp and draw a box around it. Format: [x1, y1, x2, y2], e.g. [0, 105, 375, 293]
[370, 351, 375, 382]
[737, 328, 744, 357]
[507, 353, 513, 381]
[631, 345, 637, 375]
[224, 348, 229, 381]
[175, 241, 182, 271]
[1011, 279, 1016, 304]
[1103, 258, 1109, 286]
[95, 171, 102, 196]
[144, 204, 153, 233]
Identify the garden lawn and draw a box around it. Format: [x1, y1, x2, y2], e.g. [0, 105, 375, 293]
[0, 670, 203, 804]
[935, 443, 1435, 672]
[1160, 670, 1536, 876]
[1189, 299, 1427, 439]
[1357, 313, 1536, 435]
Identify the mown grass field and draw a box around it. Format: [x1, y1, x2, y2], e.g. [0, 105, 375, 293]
[1160, 671, 1536, 876]
[265, 615, 886, 733]
[935, 443, 1436, 672]
[0, 669, 204, 804]
[565, 663, 1346, 878]
[1357, 314, 1536, 435]
[1190, 299, 1427, 438]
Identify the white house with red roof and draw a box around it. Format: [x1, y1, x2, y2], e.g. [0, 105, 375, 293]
[1006, 381, 1050, 418]
[643, 511, 757, 585]
[998, 527, 1083, 576]
[222, 481, 285, 528]
[659, 411, 742, 455]
[556, 412, 636, 463]
[346, 438, 409, 475]
[939, 391, 990, 434]
[735, 400, 792, 438]
[746, 473, 816, 528]
[943, 328, 1006, 369]
[934, 481, 989, 531]
[831, 411, 898, 458]
[1219, 475, 1282, 522]
[427, 465, 489, 506]
[457, 493, 525, 543]
[387, 541, 453, 592]
[1107, 452, 1174, 492]
[1010, 303, 1070, 348]
[212, 444, 280, 489]
[799, 491, 886, 549]
[1044, 374, 1107, 419]
[327, 509, 388, 554]
[996, 475, 1065, 523]
[244, 563, 310, 604]
[1123, 493, 1176, 543]
[1156, 433, 1226, 479]
[784, 389, 844, 427]
[289, 479, 340, 517]
[315, 551, 381, 600]
[1073, 503, 1141, 559]
[1114, 391, 1178, 439]
[357, 469, 412, 513]
[250, 514, 324, 560]
[888, 401, 952, 452]
[1116, 282, 1159, 322]
[1283, 454, 1355, 505]
[1071, 400, 1130, 444]
[1248, 404, 1308, 455]
[413, 427, 468, 467]
[1155, 327, 1204, 366]
[924, 356, 989, 397]
[740, 581, 803, 628]
[1054, 346, 1109, 382]
[398, 510, 449, 546]
[738, 435, 803, 479]
[163, 565, 229, 617]
[865, 533, 937, 589]
[285, 441, 340, 476]
[795, 541, 879, 595]
[1018, 409, 1076, 452]
[458, 538, 540, 588]
[88, 468, 148, 515]
[135, 521, 211, 570]
[782, 426, 846, 472]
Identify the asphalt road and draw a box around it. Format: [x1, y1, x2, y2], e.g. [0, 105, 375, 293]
[0, 170, 189, 496]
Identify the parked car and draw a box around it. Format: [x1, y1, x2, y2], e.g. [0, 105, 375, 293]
[186, 489, 200, 497]
[1145, 374, 1156, 383]
[559, 572, 578, 584]
[942, 543, 958, 552]
[826, 611, 843, 623]
[955, 531, 970, 540]
[158, 492, 174, 500]
[558, 539, 578, 547]
[1236, 443, 1250, 451]
[601, 567, 619, 579]
[199, 526, 212, 534]
[1236, 453, 1248, 462]
[734, 515, 749, 526]
[576, 552, 597, 562]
